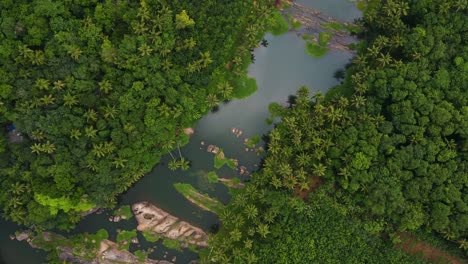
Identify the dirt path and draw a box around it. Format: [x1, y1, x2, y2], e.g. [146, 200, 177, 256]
[293, 176, 323, 200]
[396, 232, 466, 264]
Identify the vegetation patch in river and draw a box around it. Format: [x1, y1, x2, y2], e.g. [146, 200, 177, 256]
[116, 229, 137, 250]
[112, 205, 133, 221]
[268, 11, 290, 36]
[173, 183, 224, 215]
[306, 42, 329, 58]
[142, 230, 161, 243]
[206, 171, 220, 184]
[162, 238, 182, 251]
[213, 149, 237, 170]
[232, 77, 258, 99]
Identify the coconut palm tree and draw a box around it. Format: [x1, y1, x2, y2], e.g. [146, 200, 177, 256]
[138, 43, 153, 56]
[70, 129, 81, 140]
[98, 80, 113, 94]
[377, 53, 392, 67]
[102, 105, 117, 119]
[168, 160, 180, 171]
[312, 163, 327, 177]
[206, 94, 219, 108]
[257, 223, 270, 238]
[84, 109, 98, 122]
[63, 93, 78, 107]
[11, 182, 26, 195]
[92, 143, 106, 158]
[53, 80, 65, 90]
[84, 126, 97, 138]
[112, 157, 128, 168]
[178, 158, 190, 171]
[42, 141, 56, 154]
[67, 46, 83, 61]
[244, 204, 258, 220]
[35, 79, 50, 91]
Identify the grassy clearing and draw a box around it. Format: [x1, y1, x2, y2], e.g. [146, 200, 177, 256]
[268, 11, 289, 36]
[173, 183, 224, 215]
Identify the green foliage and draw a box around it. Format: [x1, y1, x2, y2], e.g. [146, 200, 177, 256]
[113, 205, 133, 220]
[206, 171, 219, 184]
[245, 135, 261, 148]
[34, 194, 95, 216]
[0, 0, 275, 229]
[208, 0, 468, 262]
[318, 32, 333, 46]
[232, 77, 258, 99]
[116, 229, 137, 250]
[268, 11, 289, 36]
[286, 14, 301, 30]
[305, 42, 329, 58]
[162, 238, 182, 251]
[133, 250, 147, 262]
[173, 183, 224, 214]
[142, 230, 161, 243]
[213, 149, 237, 170]
[321, 21, 344, 31]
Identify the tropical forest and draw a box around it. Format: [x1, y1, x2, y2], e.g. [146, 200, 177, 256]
[0, 0, 466, 263]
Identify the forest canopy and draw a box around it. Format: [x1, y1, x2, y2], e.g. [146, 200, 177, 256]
[205, 0, 467, 262]
[0, 0, 276, 229]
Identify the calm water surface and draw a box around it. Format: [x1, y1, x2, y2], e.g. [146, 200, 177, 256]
[0, 2, 358, 263]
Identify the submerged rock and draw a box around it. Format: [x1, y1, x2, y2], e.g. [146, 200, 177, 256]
[132, 201, 208, 247]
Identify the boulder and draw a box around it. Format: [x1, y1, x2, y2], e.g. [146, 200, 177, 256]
[15, 230, 31, 241]
[132, 202, 208, 247]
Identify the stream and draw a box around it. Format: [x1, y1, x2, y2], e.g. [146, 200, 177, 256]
[0, 1, 359, 263]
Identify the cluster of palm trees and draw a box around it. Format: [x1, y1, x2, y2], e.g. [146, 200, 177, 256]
[164, 139, 190, 171]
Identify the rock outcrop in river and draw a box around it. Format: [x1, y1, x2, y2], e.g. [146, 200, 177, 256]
[132, 202, 208, 247]
[282, 1, 357, 53]
[19, 231, 170, 264]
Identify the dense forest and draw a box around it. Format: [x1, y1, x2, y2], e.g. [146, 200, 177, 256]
[0, 0, 278, 229]
[205, 0, 467, 262]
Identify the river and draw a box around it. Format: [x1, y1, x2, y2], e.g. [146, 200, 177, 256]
[0, 1, 359, 263]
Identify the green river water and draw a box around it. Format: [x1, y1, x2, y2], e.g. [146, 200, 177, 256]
[0, 2, 360, 263]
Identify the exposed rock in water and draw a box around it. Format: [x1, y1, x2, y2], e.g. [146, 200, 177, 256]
[132, 201, 208, 247]
[24, 231, 169, 264]
[98, 240, 171, 264]
[183, 127, 195, 135]
[15, 230, 32, 241]
[230, 127, 243, 137]
[283, 2, 357, 53]
[239, 166, 249, 176]
[207, 144, 220, 154]
[219, 178, 245, 189]
[81, 207, 102, 217]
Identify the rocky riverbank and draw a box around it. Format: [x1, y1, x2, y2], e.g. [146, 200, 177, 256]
[132, 202, 208, 247]
[13, 230, 170, 264]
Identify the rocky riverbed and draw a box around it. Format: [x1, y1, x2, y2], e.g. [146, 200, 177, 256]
[132, 202, 208, 247]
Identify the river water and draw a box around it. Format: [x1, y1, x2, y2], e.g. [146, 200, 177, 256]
[0, 2, 359, 263]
